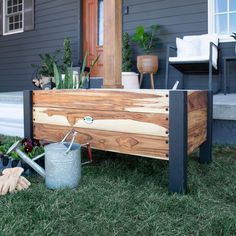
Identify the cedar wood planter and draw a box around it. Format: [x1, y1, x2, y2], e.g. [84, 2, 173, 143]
[24, 89, 212, 193]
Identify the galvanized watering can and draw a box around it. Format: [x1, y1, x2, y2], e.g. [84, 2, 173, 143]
[7, 130, 92, 190]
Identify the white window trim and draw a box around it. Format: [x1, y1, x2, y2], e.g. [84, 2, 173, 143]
[208, 0, 235, 42]
[3, 0, 24, 36]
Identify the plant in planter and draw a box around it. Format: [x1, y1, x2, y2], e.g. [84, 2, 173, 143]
[122, 32, 139, 89]
[132, 25, 160, 88]
[63, 37, 72, 68]
[31, 49, 61, 90]
[231, 32, 236, 53]
[53, 50, 99, 89]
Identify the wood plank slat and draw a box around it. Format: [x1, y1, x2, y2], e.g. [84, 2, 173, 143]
[187, 91, 208, 154]
[188, 124, 207, 154]
[33, 107, 169, 137]
[33, 124, 169, 160]
[32, 90, 169, 114]
[187, 90, 208, 112]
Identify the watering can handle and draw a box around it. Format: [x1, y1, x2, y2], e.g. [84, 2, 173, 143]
[61, 129, 75, 143]
[61, 129, 78, 154]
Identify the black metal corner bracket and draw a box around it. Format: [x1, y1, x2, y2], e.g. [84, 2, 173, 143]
[169, 90, 188, 194]
[23, 90, 33, 139]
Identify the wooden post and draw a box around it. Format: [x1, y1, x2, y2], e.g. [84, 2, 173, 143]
[103, 0, 123, 88]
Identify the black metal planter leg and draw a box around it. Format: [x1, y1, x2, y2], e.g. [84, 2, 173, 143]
[23, 90, 33, 139]
[199, 91, 213, 164]
[168, 91, 188, 194]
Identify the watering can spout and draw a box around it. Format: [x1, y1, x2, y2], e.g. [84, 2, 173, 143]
[7, 141, 46, 178]
[17, 149, 46, 178]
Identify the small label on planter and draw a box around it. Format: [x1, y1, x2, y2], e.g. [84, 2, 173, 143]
[83, 116, 94, 124]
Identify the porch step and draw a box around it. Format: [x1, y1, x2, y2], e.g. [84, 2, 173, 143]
[213, 94, 236, 121]
[0, 92, 24, 137]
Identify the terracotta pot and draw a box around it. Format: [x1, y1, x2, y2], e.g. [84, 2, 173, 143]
[137, 55, 158, 74]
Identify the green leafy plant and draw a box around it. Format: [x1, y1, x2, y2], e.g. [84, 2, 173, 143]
[79, 51, 100, 88]
[53, 63, 74, 89]
[132, 25, 160, 54]
[63, 37, 72, 67]
[122, 32, 133, 72]
[31, 49, 61, 77]
[231, 32, 236, 40]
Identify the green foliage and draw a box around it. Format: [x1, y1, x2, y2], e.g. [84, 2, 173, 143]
[53, 62, 62, 89]
[63, 37, 72, 67]
[132, 25, 160, 54]
[79, 50, 100, 88]
[31, 50, 61, 77]
[0, 137, 236, 235]
[53, 63, 74, 89]
[231, 32, 236, 40]
[122, 32, 133, 72]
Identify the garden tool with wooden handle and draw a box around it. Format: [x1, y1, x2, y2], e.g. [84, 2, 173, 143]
[0, 167, 24, 195]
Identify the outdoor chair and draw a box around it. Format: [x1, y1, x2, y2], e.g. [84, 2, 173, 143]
[165, 34, 219, 90]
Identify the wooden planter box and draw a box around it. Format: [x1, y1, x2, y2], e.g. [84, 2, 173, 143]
[24, 89, 212, 193]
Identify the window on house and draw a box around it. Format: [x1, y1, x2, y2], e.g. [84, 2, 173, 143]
[1, 0, 35, 36]
[4, 0, 24, 35]
[97, 0, 104, 46]
[208, 0, 236, 41]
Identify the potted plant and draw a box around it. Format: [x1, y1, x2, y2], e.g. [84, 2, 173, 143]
[132, 25, 160, 75]
[53, 50, 99, 89]
[231, 32, 236, 53]
[122, 32, 139, 89]
[31, 49, 61, 89]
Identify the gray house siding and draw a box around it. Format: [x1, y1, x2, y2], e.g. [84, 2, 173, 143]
[123, 0, 236, 93]
[0, 0, 235, 92]
[0, 0, 81, 92]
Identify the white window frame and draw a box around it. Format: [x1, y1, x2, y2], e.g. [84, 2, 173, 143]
[208, 0, 235, 42]
[3, 0, 24, 36]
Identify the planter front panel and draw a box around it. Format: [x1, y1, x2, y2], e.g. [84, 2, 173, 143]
[32, 90, 170, 159]
[31, 89, 208, 160]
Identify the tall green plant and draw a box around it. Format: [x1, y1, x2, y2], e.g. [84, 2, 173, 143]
[53, 63, 74, 89]
[63, 37, 72, 67]
[132, 25, 160, 54]
[122, 32, 132, 72]
[79, 51, 100, 88]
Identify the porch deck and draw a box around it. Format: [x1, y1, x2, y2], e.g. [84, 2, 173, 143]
[0, 91, 235, 138]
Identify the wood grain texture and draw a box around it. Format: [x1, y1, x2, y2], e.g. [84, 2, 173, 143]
[187, 91, 207, 154]
[34, 124, 169, 160]
[32, 90, 169, 114]
[103, 0, 122, 88]
[33, 107, 169, 136]
[187, 90, 208, 112]
[83, 0, 103, 77]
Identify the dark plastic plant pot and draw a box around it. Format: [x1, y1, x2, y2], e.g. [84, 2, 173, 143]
[20, 160, 30, 171]
[2, 155, 9, 167]
[11, 159, 20, 168]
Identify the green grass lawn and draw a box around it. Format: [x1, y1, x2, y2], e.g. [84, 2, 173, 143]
[0, 136, 236, 236]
